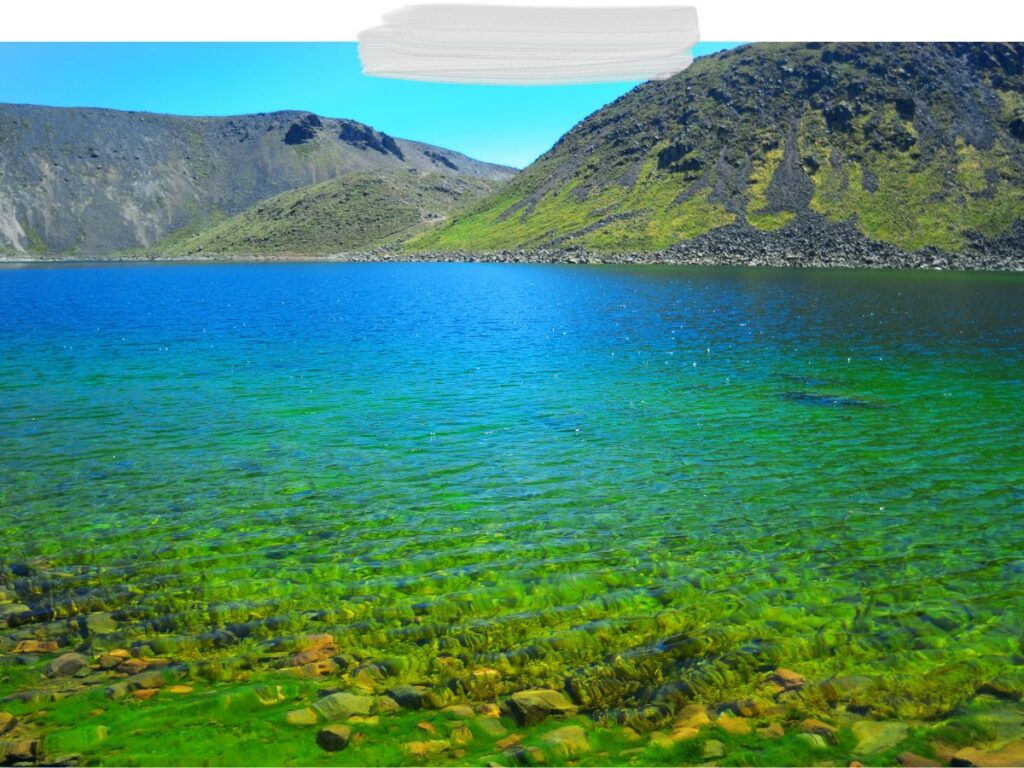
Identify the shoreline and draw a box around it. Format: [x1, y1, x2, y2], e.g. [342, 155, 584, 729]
[2, 249, 1023, 272]
[4, 214, 1024, 272]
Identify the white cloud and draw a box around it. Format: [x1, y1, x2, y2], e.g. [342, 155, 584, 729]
[358, 4, 699, 85]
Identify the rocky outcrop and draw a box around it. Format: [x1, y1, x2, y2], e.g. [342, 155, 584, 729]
[0, 104, 515, 255]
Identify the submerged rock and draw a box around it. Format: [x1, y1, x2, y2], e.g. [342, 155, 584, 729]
[386, 684, 426, 709]
[0, 738, 39, 763]
[718, 713, 753, 735]
[673, 704, 711, 729]
[702, 739, 726, 759]
[508, 689, 577, 725]
[403, 740, 450, 758]
[771, 668, 806, 691]
[13, 640, 58, 654]
[852, 720, 909, 754]
[542, 725, 591, 759]
[316, 724, 351, 752]
[799, 717, 839, 743]
[952, 741, 1024, 767]
[46, 652, 90, 678]
[83, 612, 118, 636]
[285, 708, 318, 726]
[0, 713, 14, 735]
[313, 692, 373, 721]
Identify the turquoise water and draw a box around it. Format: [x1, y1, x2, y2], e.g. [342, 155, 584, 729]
[1, 262, 1023, 763]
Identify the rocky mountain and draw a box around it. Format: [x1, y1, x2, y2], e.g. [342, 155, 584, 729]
[153, 171, 496, 255]
[408, 43, 1024, 264]
[0, 105, 514, 255]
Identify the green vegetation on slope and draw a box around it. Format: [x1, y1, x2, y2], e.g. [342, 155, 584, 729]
[155, 171, 498, 255]
[408, 43, 1024, 254]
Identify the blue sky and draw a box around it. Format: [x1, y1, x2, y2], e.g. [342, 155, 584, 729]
[0, 42, 740, 168]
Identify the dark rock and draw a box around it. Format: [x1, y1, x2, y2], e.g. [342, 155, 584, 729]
[45, 653, 90, 678]
[386, 684, 426, 709]
[508, 689, 577, 726]
[316, 724, 351, 752]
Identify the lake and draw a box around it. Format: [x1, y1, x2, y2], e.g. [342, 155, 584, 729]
[1, 262, 1023, 766]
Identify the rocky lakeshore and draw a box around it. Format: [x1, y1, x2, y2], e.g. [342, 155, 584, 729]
[5, 213, 1024, 271]
[3, 626, 1024, 767]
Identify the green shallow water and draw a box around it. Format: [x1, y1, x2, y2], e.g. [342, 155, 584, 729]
[1, 262, 1023, 764]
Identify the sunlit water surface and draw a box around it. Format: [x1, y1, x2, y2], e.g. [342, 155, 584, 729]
[1, 262, 1023, 723]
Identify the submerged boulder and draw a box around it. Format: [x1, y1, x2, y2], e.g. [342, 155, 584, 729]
[313, 692, 373, 721]
[46, 653, 90, 678]
[508, 689, 577, 725]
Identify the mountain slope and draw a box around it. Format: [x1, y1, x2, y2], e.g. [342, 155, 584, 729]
[407, 43, 1024, 257]
[0, 105, 514, 255]
[153, 171, 496, 255]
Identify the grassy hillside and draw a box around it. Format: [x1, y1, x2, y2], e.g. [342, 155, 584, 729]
[154, 171, 498, 255]
[0, 105, 514, 256]
[406, 43, 1024, 254]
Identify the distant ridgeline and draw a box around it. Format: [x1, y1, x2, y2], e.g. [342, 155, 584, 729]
[0, 105, 514, 256]
[3, 43, 1024, 264]
[409, 42, 1024, 265]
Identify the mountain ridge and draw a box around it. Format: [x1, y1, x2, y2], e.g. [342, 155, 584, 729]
[407, 42, 1024, 267]
[0, 104, 514, 255]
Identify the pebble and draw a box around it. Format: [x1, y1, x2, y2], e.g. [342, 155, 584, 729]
[673, 703, 711, 729]
[758, 722, 785, 739]
[442, 704, 475, 719]
[313, 692, 373, 721]
[285, 708, 319, 726]
[13, 640, 58, 654]
[316, 724, 351, 752]
[478, 702, 502, 718]
[508, 689, 577, 725]
[449, 724, 474, 747]
[416, 721, 436, 736]
[373, 695, 401, 714]
[45, 652, 91, 678]
[167, 685, 193, 694]
[669, 726, 700, 741]
[403, 739, 450, 758]
[132, 688, 159, 701]
[771, 667, 806, 690]
[799, 717, 838, 743]
[541, 725, 591, 759]
[718, 713, 753, 735]
[0, 712, 15, 735]
[702, 739, 726, 759]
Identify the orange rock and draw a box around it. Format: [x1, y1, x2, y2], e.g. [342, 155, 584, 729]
[758, 723, 785, 739]
[496, 734, 523, 750]
[14, 639, 58, 654]
[132, 688, 159, 701]
[478, 702, 502, 718]
[718, 713, 753, 735]
[118, 658, 150, 675]
[771, 668, 806, 690]
[799, 718, 838, 743]
[416, 721, 437, 736]
[670, 726, 700, 742]
[951, 741, 1024, 767]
